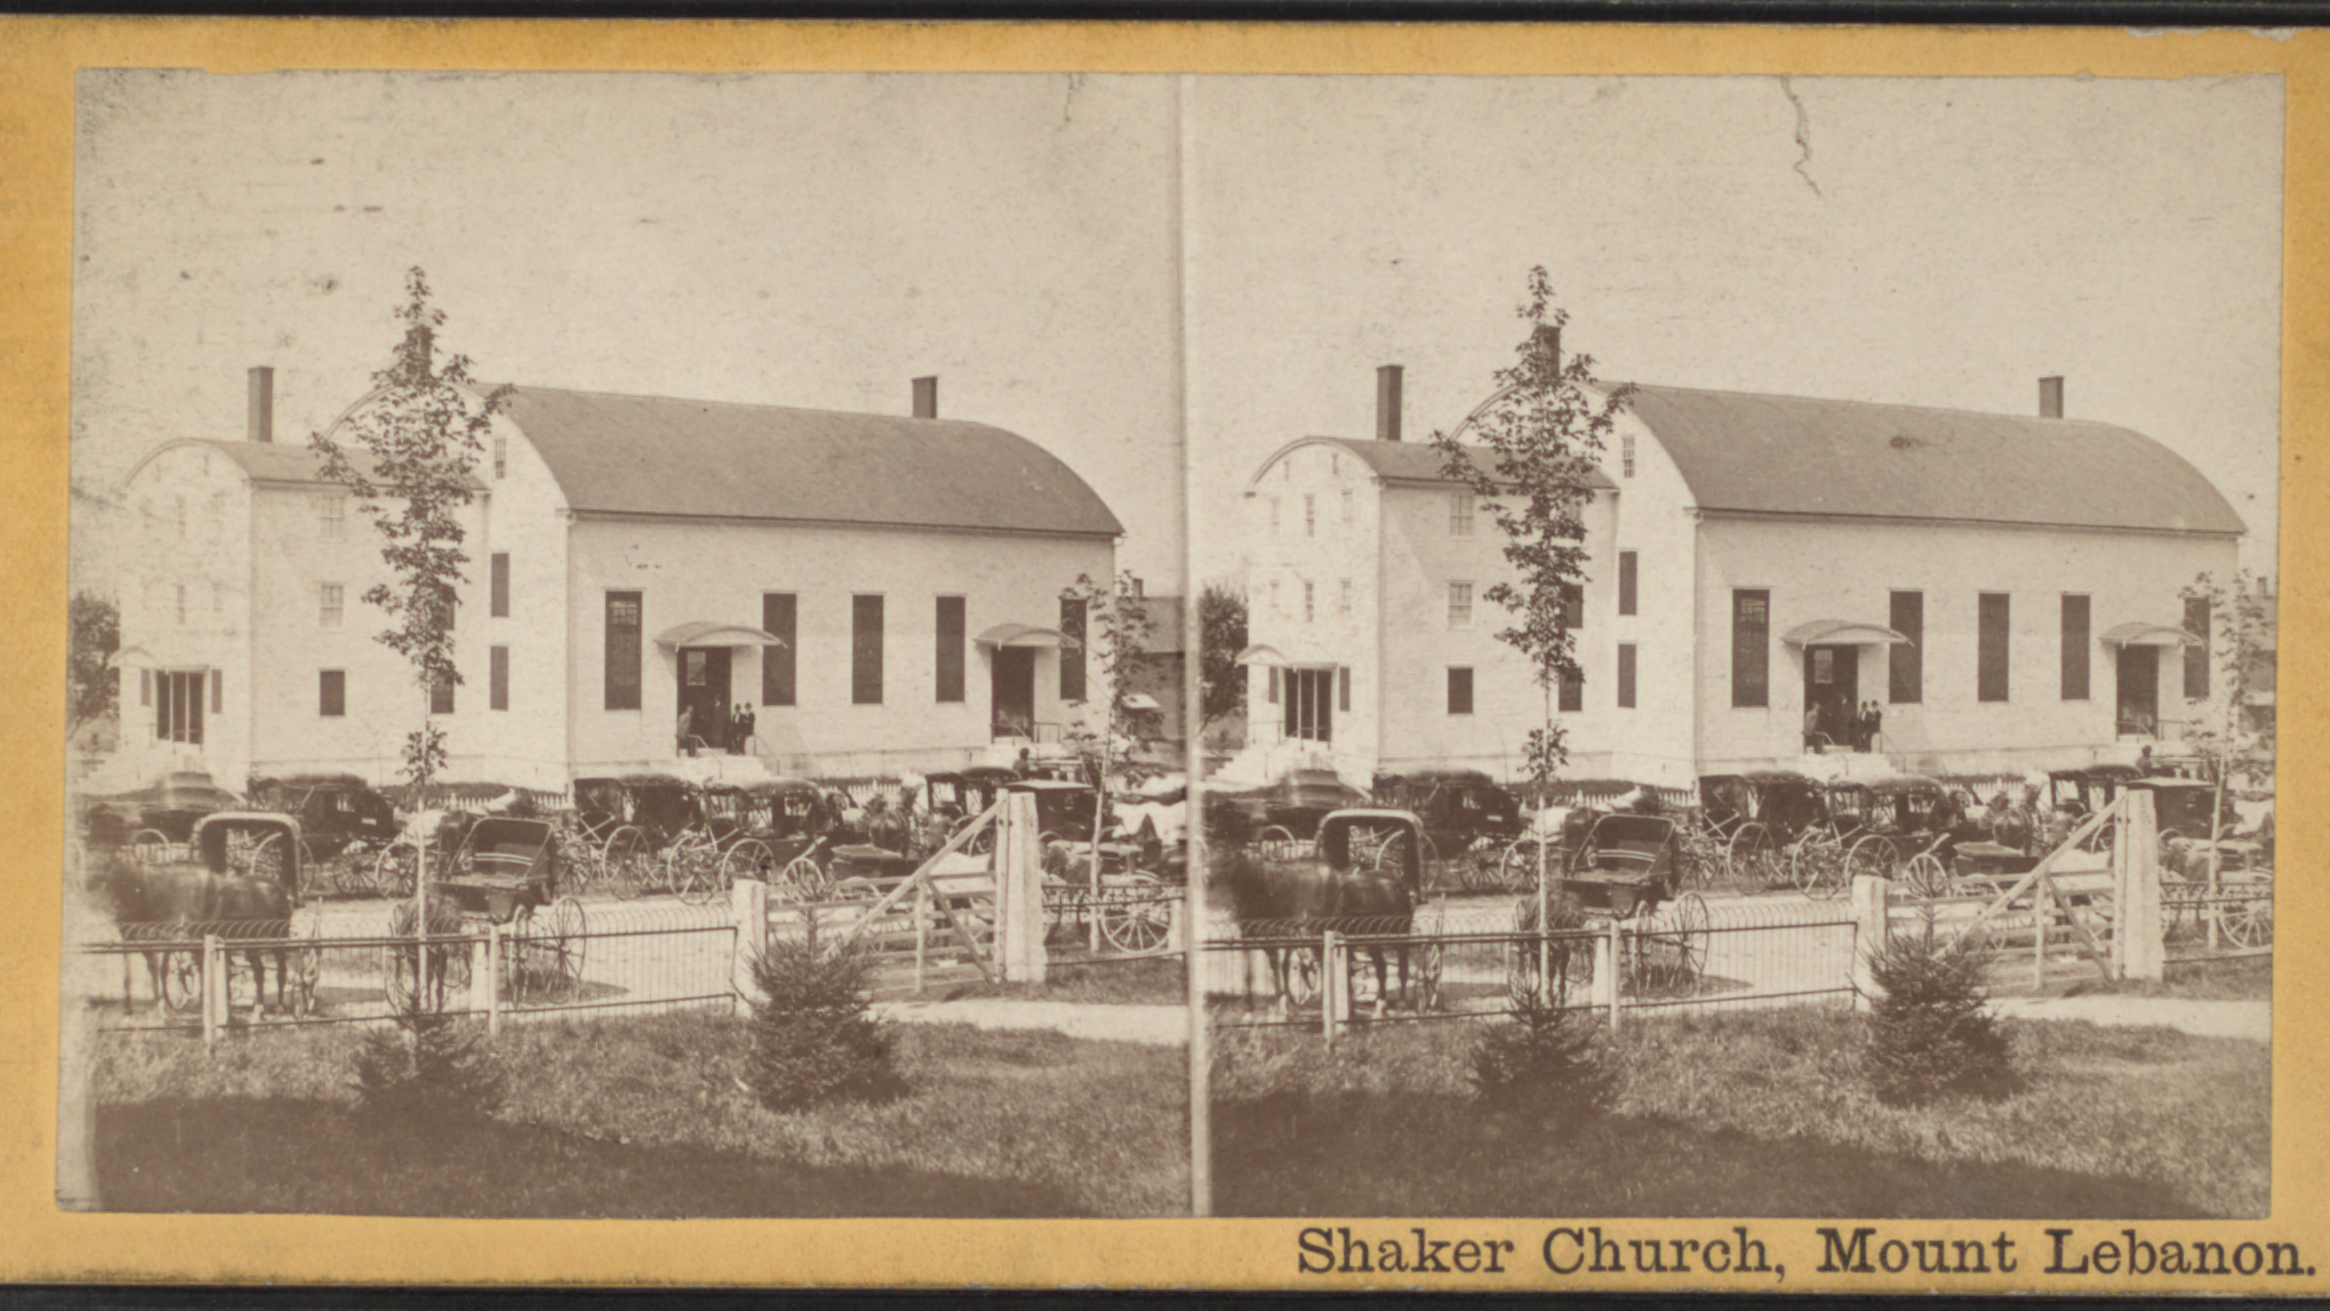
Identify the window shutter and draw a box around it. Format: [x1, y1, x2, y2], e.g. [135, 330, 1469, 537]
[1888, 591, 1924, 704]
[209, 669, 222, 714]
[1618, 552, 1637, 617]
[1338, 666, 1350, 713]
[852, 594, 885, 705]
[1059, 597, 1088, 702]
[2060, 595, 2090, 701]
[936, 597, 966, 703]
[2183, 595, 2211, 699]
[1978, 593, 2011, 703]
[604, 592, 642, 711]
[490, 553, 510, 617]
[761, 593, 797, 706]
[490, 645, 510, 711]
[1617, 644, 1637, 709]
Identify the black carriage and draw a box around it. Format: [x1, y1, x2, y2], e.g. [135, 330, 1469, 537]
[80, 770, 243, 858]
[1213, 769, 1373, 850]
[1694, 770, 1828, 881]
[414, 816, 586, 1008]
[1821, 775, 1965, 897]
[1547, 812, 1709, 991]
[1234, 809, 1436, 1012]
[704, 778, 843, 899]
[569, 773, 708, 900]
[247, 772, 399, 896]
[2129, 778, 2240, 844]
[1373, 768, 1524, 862]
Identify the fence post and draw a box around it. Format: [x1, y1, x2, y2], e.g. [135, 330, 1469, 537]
[914, 882, 929, 995]
[481, 923, 500, 1039]
[2121, 789, 2165, 982]
[1321, 930, 1342, 1047]
[201, 933, 222, 1051]
[1850, 874, 1889, 1012]
[2033, 866, 2051, 988]
[730, 875, 768, 1013]
[1594, 919, 1620, 1030]
[996, 792, 1046, 984]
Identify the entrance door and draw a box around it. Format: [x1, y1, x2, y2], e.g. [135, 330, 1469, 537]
[992, 647, 1036, 738]
[1803, 644, 1858, 748]
[2116, 645, 2159, 735]
[1285, 668, 1334, 743]
[677, 646, 730, 752]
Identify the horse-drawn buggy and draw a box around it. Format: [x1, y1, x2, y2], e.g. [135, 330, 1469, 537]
[1223, 808, 1435, 1015]
[2161, 836, 2273, 947]
[1692, 770, 1828, 886]
[79, 770, 244, 863]
[93, 810, 320, 1022]
[569, 773, 728, 900]
[1804, 775, 1968, 898]
[247, 772, 399, 897]
[388, 815, 587, 1012]
[1512, 810, 1710, 1001]
[1373, 767, 1524, 890]
[702, 778, 842, 899]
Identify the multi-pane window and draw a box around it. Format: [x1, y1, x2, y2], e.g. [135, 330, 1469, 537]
[1303, 581, 1315, 623]
[1060, 596, 1088, 702]
[175, 584, 187, 625]
[1889, 591, 1924, 704]
[320, 583, 344, 629]
[935, 596, 966, 703]
[1617, 551, 1638, 617]
[318, 495, 345, 541]
[2183, 595, 2212, 699]
[490, 553, 511, 617]
[604, 591, 642, 710]
[1617, 644, 1637, 709]
[1977, 593, 2011, 703]
[319, 670, 346, 717]
[429, 670, 454, 716]
[1447, 667, 1474, 715]
[762, 593, 797, 706]
[489, 646, 510, 711]
[1559, 667, 1584, 713]
[2061, 594, 2091, 701]
[853, 594, 886, 705]
[1304, 494, 1316, 538]
[493, 436, 508, 480]
[1450, 492, 1475, 536]
[1448, 582, 1473, 629]
[155, 669, 205, 744]
[1622, 433, 1636, 478]
[1732, 589, 1770, 708]
[1558, 582, 1584, 629]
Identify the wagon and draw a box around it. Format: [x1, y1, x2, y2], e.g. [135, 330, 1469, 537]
[108, 811, 320, 1019]
[571, 773, 703, 899]
[1213, 769, 1372, 855]
[404, 816, 587, 1008]
[1374, 767, 1523, 887]
[247, 772, 399, 897]
[704, 778, 840, 899]
[1816, 776, 1965, 898]
[1556, 812, 1709, 988]
[1234, 809, 1437, 1012]
[1694, 770, 1828, 883]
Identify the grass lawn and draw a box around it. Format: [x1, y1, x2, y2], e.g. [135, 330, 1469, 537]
[931, 954, 1185, 1005]
[1214, 1006, 2267, 1218]
[2061, 954, 2272, 1002]
[93, 1012, 1187, 1217]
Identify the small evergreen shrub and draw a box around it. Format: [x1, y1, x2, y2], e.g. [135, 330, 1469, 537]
[1863, 927, 2015, 1106]
[1471, 996, 1615, 1122]
[350, 1007, 504, 1127]
[746, 935, 905, 1113]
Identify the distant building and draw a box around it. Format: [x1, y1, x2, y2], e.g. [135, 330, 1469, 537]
[1238, 366, 2244, 788]
[1123, 584, 1187, 752]
[113, 369, 1121, 790]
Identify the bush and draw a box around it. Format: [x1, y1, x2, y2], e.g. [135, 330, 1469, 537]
[745, 936, 906, 1113]
[350, 1007, 505, 1127]
[1863, 928, 2015, 1106]
[1470, 996, 1615, 1122]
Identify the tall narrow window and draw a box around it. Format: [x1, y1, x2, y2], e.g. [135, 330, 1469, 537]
[1339, 579, 1352, 616]
[1338, 666, 1350, 712]
[1978, 592, 2011, 703]
[318, 495, 344, 541]
[2183, 595, 2212, 699]
[489, 646, 510, 710]
[1303, 581, 1314, 623]
[493, 436, 508, 480]
[175, 584, 186, 625]
[1617, 551, 1638, 617]
[1450, 491, 1474, 536]
[1889, 591, 1924, 704]
[1559, 582, 1585, 630]
[1448, 582, 1473, 629]
[1267, 666, 1280, 705]
[1559, 667, 1584, 713]
[490, 553, 510, 617]
[2061, 594, 2091, 701]
[1731, 589, 1770, 708]
[1060, 596, 1087, 701]
[320, 582, 344, 629]
[1617, 643, 1637, 709]
[935, 596, 966, 703]
[604, 591, 642, 710]
[319, 670, 345, 717]
[209, 669, 222, 714]
[1304, 494, 1316, 538]
[852, 594, 885, 705]
[1621, 432, 1637, 478]
[1447, 667, 1474, 715]
[429, 670, 454, 716]
[761, 593, 796, 706]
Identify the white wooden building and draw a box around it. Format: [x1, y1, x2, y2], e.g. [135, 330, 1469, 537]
[1238, 367, 2244, 788]
[113, 369, 1120, 790]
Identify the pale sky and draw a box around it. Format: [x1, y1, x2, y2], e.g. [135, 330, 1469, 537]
[73, 71, 2282, 598]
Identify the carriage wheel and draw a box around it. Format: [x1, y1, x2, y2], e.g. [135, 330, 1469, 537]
[720, 839, 775, 894]
[1097, 874, 1171, 953]
[1902, 852, 1952, 900]
[1838, 836, 1896, 897]
[1284, 948, 1322, 1007]
[2222, 889, 2273, 948]
[964, 822, 997, 857]
[373, 842, 419, 899]
[601, 827, 650, 899]
[775, 854, 828, 903]
[1725, 822, 1775, 887]
[1500, 838, 1551, 892]
[1659, 892, 1711, 989]
[158, 948, 203, 1014]
[129, 829, 174, 865]
[286, 915, 324, 1018]
[666, 835, 722, 905]
[1257, 825, 1299, 862]
[522, 897, 588, 1002]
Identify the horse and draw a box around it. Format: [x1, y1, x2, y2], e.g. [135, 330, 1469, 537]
[1215, 804, 1423, 1017]
[91, 852, 296, 1017]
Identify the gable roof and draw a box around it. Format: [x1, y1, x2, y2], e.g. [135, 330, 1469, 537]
[1249, 436, 1618, 493]
[1623, 383, 2245, 536]
[495, 385, 1121, 538]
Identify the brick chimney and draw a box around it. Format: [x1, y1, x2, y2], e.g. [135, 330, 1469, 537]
[247, 366, 274, 443]
[912, 375, 938, 420]
[2039, 375, 2064, 420]
[1376, 364, 1404, 443]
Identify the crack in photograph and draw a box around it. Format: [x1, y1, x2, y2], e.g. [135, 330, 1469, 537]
[58, 66, 2277, 1229]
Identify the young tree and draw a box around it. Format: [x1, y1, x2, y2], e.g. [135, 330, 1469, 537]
[1196, 581, 1249, 732]
[1430, 267, 1634, 787]
[2180, 569, 2276, 895]
[311, 268, 509, 1003]
[66, 592, 121, 737]
[1058, 572, 1161, 948]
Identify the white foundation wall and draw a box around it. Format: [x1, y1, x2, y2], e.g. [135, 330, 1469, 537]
[566, 519, 1113, 779]
[1692, 516, 2240, 776]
